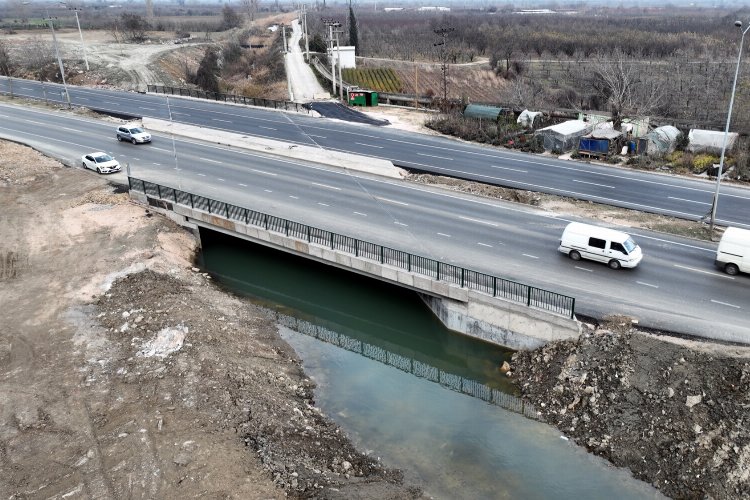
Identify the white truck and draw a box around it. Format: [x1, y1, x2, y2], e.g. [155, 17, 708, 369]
[558, 222, 643, 269]
[715, 227, 750, 275]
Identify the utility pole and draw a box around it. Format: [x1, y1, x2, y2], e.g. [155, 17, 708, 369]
[433, 27, 454, 103]
[334, 26, 344, 102]
[322, 18, 341, 96]
[282, 24, 287, 52]
[302, 4, 310, 61]
[71, 9, 89, 71]
[46, 13, 72, 109]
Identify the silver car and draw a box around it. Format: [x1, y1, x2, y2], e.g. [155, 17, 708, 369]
[82, 152, 121, 174]
[116, 125, 152, 144]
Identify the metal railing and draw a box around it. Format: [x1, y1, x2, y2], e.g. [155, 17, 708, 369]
[147, 85, 310, 114]
[129, 177, 576, 318]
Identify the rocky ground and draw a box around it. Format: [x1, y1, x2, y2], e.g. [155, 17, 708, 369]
[511, 318, 750, 499]
[0, 141, 422, 499]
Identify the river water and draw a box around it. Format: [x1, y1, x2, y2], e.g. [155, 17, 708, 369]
[199, 228, 664, 499]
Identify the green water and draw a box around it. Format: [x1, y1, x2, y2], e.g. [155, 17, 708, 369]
[199, 228, 664, 499]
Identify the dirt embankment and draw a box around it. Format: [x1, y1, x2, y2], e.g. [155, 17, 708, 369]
[0, 141, 422, 499]
[511, 320, 750, 499]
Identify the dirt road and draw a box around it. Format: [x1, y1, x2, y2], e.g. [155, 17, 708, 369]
[0, 141, 421, 499]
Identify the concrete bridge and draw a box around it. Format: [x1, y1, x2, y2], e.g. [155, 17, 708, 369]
[129, 177, 581, 350]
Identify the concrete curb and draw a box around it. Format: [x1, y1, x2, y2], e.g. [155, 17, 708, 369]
[141, 117, 407, 180]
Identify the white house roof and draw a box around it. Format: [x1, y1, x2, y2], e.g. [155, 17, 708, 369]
[538, 120, 590, 136]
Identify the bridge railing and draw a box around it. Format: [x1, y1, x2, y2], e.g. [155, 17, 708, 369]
[130, 177, 576, 318]
[146, 85, 310, 114]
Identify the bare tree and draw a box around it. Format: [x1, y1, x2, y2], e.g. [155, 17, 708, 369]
[590, 49, 665, 128]
[18, 36, 56, 79]
[0, 40, 14, 77]
[240, 0, 259, 22]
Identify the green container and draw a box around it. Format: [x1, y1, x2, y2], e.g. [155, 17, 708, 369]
[348, 90, 367, 106]
[367, 91, 379, 106]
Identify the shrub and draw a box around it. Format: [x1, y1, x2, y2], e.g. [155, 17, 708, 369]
[692, 153, 719, 173]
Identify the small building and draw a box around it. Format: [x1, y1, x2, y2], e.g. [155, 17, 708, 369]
[517, 109, 543, 128]
[463, 104, 508, 121]
[578, 123, 623, 158]
[645, 125, 681, 156]
[328, 46, 356, 69]
[535, 120, 592, 152]
[687, 129, 738, 155]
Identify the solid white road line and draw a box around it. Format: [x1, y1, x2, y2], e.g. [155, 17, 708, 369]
[318, 202, 329, 207]
[353, 212, 367, 216]
[477, 242, 492, 247]
[289, 195, 299, 199]
[522, 254, 539, 259]
[575, 266, 593, 272]
[259, 126, 277, 130]
[199, 157, 222, 163]
[437, 233, 451, 238]
[238, 183, 248, 187]
[394, 221, 408, 226]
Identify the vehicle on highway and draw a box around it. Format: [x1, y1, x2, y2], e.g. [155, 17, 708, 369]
[81, 152, 121, 174]
[116, 125, 151, 144]
[715, 227, 750, 275]
[558, 222, 643, 269]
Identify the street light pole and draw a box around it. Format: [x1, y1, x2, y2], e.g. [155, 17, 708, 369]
[709, 20, 750, 236]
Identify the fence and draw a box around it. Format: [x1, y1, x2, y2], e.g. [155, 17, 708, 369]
[146, 85, 310, 114]
[129, 177, 576, 318]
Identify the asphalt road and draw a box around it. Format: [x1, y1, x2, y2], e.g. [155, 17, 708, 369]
[1, 76, 749, 229]
[1, 102, 748, 343]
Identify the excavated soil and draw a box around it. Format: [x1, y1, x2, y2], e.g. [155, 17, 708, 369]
[0, 141, 422, 499]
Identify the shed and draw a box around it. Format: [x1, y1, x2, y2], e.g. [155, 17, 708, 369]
[463, 104, 505, 121]
[578, 123, 623, 157]
[535, 120, 592, 152]
[645, 125, 681, 156]
[687, 129, 738, 155]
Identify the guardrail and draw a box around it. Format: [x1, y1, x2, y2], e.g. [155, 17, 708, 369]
[146, 85, 310, 114]
[129, 177, 576, 318]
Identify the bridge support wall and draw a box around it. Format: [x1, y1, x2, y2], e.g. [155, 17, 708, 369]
[133, 192, 580, 350]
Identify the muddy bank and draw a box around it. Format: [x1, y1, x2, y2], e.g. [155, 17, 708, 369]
[0, 141, 422, 499]
[511, 319, 750, 499]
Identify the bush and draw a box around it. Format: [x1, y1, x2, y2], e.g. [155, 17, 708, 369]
[692, 153, 719, 173]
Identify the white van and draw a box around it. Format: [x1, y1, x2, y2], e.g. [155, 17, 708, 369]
[558, 222, 643, 269]
[715, 227, 750, 275]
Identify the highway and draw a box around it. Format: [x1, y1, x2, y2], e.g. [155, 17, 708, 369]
[1, 76, 750, 229]
[1, 102, 748, 343]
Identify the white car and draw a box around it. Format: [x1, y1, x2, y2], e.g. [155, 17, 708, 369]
[116, 125, 152, 144]
[82, 152, 121, 174]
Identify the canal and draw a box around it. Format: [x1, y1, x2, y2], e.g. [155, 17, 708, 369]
[199, 228, 664, 499]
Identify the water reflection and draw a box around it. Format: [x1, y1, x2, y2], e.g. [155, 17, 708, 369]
[276, 312, 538, 419]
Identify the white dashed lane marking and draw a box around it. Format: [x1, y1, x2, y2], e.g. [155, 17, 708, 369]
[711, 299, 741, 309]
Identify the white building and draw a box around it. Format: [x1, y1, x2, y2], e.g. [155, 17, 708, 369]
[328, 46, 357, 69]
